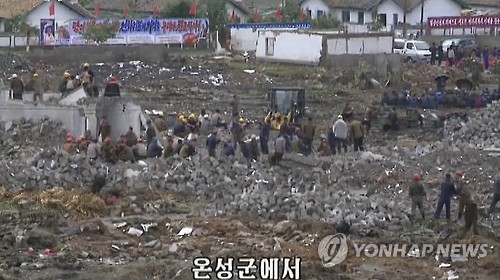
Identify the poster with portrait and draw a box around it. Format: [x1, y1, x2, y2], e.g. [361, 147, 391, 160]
[40, 19, 56, 46]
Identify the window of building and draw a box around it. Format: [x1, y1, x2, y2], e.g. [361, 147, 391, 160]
[307, 9, 311, 17]
[358, 12, 364, 24]
[393, 13, 398, 26]
[342, 11, 350, 22]
[265, 38, 275, 56]
[317, 10, 325, 18]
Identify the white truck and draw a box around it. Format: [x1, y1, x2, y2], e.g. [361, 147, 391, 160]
[393, 39, 431, 63]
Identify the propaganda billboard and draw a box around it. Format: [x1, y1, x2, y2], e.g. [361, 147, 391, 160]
[428, 15, 500, 29]
[44, 18, 209, 45]
[40, 19, 56, 46]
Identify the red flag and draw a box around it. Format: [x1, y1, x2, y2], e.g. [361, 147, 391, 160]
[188, 2, 197, 16]
[49, 0, 55, 16]
[300, 8, 305, 21]
[123, 4, 128, 17]
[253, 9, 259, 22]
[152, 2, 158, 17]
[274, 6, 281, 21]
[231, 9, 235, 23]
[94, 3, 100, 17]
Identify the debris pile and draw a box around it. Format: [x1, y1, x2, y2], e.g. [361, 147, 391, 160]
[0, 53, 31, 73]
[443, 101, 500, 148]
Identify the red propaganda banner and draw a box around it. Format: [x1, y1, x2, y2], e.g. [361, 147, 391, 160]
[428, 16, 500, 29]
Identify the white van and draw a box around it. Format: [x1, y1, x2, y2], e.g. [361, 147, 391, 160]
[393, 39, 431, 63]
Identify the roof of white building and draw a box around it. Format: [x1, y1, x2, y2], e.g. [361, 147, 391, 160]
[467, 0, 500, 8]
[0, 0, 92, 19]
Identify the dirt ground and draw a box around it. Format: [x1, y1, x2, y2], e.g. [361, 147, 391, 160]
[1, 50, 500, 279]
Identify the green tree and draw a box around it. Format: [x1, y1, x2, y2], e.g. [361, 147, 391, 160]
[199, 0, 227, 47]
[81, 21, 118, 44]
[160, 0, 192, 18]
[281, 4, 301, 22]
[313, 16, 340, 29]
[5, 14, 38, 52]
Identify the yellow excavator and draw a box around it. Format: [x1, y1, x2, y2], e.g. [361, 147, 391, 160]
[264, 87, 306, 130]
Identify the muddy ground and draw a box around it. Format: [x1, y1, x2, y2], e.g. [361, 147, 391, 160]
[0, 50, 500, 279]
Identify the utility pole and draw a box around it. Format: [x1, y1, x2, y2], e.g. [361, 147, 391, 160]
[420, 0, 424, 36]
[403, 0, 407, 38]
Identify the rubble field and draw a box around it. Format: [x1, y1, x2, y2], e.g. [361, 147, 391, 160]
[0, 51, 500, 279]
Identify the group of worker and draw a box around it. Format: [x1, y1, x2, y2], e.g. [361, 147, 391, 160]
[381, 88, 500, 109]
[58, 63, 121, 98]
[409, 170, 500, 237]
[8, 71, 43, 102]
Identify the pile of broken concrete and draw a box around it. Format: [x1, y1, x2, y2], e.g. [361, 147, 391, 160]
[443, 101, 500, 148]
[2, 118, 500, 238]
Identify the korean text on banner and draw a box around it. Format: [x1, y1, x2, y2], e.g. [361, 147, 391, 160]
[52, 18, 209, 45]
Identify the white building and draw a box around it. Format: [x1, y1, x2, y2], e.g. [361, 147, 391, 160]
[376, 0, 469, 29]
[226, 0, 251, 23]
[300, 0, 469, 30]
[0, 0, 92, 32]
[467, 0, 500, 14]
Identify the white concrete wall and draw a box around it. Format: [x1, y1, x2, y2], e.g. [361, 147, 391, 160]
[255, 31, 323, 65]
[230, 27, 308, 52]
[327, 35, 393, 54]
[0, 36, 40, 47]
[0, 98, 85, 137]
[230, 28, 258, 51]
[226, 2, 248, 23]
[407, 0, 463, 25]
[26, 1, 88, 28]
[376, 0, 404, 30]
[300, 0, 330, 19]
[103, 101, 143, 141]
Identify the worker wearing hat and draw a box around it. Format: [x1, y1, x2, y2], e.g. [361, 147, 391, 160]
[30, 72, 43, 103]
[154, 112, 167, 132]
[103, 74, 121, 97]
[332, 114, 348, 155]
[59, 71, 72, 95]
[187, 113, 197, 133]
[9, 73, 24, 100]
[173, 115, 187, 137]
[435, 173, 457, 222]
[62, 136, 77, 154]
[81, 62, 95, 96]
[409, 173, 427, 221]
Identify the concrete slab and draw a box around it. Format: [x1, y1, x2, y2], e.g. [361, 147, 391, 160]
[59, 87, 86, 106]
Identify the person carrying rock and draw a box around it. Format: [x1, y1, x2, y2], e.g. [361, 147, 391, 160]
[101, 137, 117, 163]
[132, 137, 147, 160]
[341, 103, 354, 122]
[99, 117, 111, 142]
[187, 113, 198, 133]
[434, 173, 456, 222]
[199, 114, 211, 135]
[249, 135, 259, 161]
[332, 115, 348, 154]
[180, 134, 197, 158]
[58, 72, 71, 95]
[146, 119, 156, 147]
[230, 115, 243, 150]
[210, 109, 227, 129]
[461, 195, 479, 237]
[317, 135, 330, 156]
[302, 117, 316, 152]
[76, 135, 88, 153]
[86, 138, 100, 161]
[206, 130, 220, 157]
[63, 136, 77, 154]
[154, 112, 168, 132]
[348, 118, 365, 152]
[271, 134, 286, 165]
[103, 75, 120, 97]
[9, 74, 24, 100]
[163, 136, 174, 158]
[455, 170, 472, 221]
[147, 137, 163, 158]
[222, 141, 235, 158]
[173, 116, 187, 138]
[116, 142, 135, 162]
[260, 118, 270, 155]
[409, 173, 426, 221]
[487, 176, 500, 215]
[125, 127, 138, 147]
